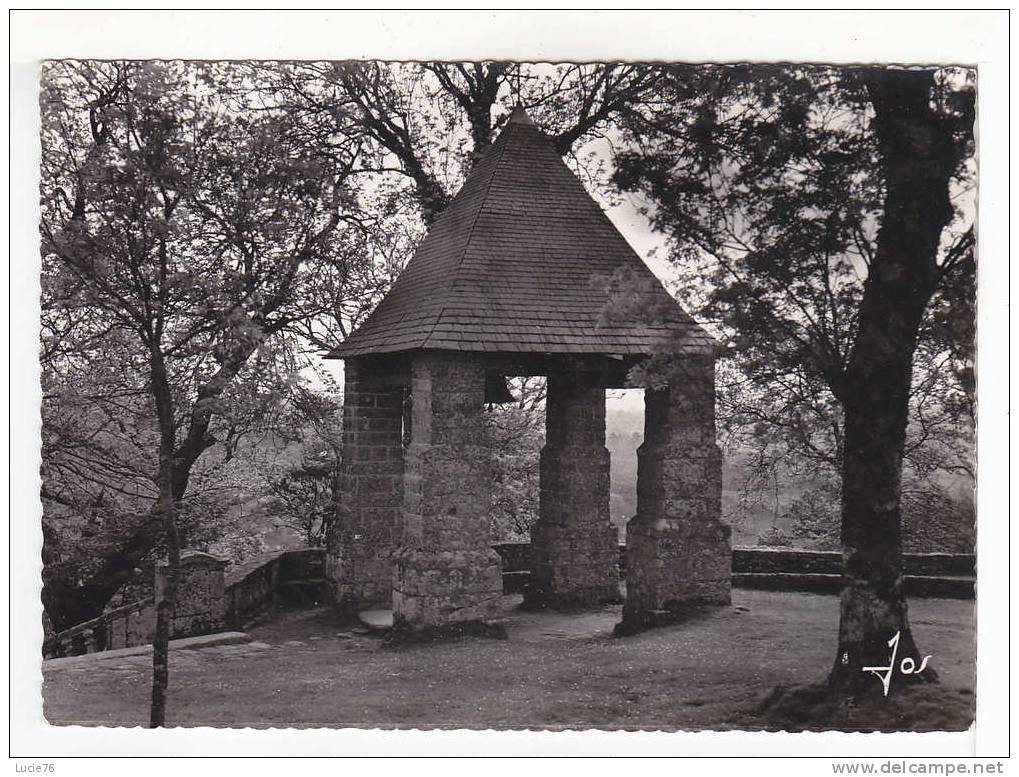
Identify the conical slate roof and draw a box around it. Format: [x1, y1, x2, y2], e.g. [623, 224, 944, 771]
[327, 107, 714, 359]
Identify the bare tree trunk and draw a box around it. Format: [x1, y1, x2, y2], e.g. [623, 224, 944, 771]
[828, 68, 960, 692]
[148, 348, 181, 728]
[832, 358, 930, 690]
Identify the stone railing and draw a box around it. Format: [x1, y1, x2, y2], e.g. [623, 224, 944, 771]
[44, 547, 327, 659]
[44, 595, 156, 659]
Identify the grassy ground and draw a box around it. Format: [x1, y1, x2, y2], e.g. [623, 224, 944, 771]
[42, 589, 975, 731]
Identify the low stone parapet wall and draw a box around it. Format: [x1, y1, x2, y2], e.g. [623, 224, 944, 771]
[46, 543, 973, 658]
[731, 547, 975, 577]
[494, 542, 975, 599]
[44, 596, 156, 659]
[223, 547, 326, 627]
[46, 547, 327, 659]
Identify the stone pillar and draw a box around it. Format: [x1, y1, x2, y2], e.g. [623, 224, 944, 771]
[526, 374, 620, 608]
[392, 353, 503, 634]
[110, 618, 128, 650]
[621, 355, 731, 632]
[327, 357, 405, 614]
[126, 606, 154, 648]
[155, 551, 228, 638]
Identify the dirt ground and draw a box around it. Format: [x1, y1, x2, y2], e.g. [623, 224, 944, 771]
[42, 589, 975, 731]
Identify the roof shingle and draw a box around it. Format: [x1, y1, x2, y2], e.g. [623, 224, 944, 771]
[327, 107, 715, 359]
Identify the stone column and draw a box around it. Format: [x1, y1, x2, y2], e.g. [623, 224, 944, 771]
[621, 355, 731, 632]
[526, 374, 620, 608]
[392, 353, 503, 635]
[327, 357, 405, 614]
[155, 551, 228, 638]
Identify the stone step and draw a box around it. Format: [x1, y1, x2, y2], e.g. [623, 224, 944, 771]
[357, 609, 394, 631]
[43, 631, 252, 666]
[278, 577, 327, 586]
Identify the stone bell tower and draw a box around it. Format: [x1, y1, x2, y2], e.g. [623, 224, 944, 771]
[325, 107, 730, 636]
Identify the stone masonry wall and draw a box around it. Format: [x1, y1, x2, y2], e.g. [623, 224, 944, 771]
[623, 355, 731, 629]
[527, 374, 619, 608]
[46, 548, 328, 659]
[155, 551, 227, 638]
[392, 354, 503, 632]
[328, 357, 406, 614]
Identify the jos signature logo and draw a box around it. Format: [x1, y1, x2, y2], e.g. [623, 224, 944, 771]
[858, 630, 932, 696]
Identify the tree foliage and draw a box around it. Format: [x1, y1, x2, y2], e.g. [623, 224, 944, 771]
[38, 61, 978, 704]
[611, 64, 975, 691]
[613, 64, 973, 466]
[484, 377, 547, 542]
[247, 62, 665, 223]
[39, 59, 391, 724]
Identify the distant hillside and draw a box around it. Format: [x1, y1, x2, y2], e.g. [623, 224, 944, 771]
[212, 396, 971, 555]
[603, 399, 972, 552]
